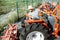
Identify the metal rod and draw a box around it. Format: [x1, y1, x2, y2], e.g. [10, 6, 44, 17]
[16, 2, 19, 21]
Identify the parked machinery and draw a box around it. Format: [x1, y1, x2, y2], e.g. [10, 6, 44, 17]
[0, 2, 60, 40]
[0, 24, 18, 40]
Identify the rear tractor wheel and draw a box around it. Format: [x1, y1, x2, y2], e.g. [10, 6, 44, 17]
[19, 23, 49, 40]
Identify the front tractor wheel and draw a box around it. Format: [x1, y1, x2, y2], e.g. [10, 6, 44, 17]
[19, 23, 49, 40]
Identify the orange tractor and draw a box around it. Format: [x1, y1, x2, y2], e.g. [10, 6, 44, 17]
[19, 13, 50, 40]
[19, 3, 60, 40]
[0, 2, 60, 40]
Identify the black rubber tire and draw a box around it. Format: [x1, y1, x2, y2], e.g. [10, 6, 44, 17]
[18, 23, 49, 40]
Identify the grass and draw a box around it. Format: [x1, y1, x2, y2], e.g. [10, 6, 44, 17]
[0, 10, 17, 27]
[0, 0, 39, 31]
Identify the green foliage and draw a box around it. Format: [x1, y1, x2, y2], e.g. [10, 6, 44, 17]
[0, 0, 6, 6]
[0, 0, 16, 14]
[0, 26, 4, 34]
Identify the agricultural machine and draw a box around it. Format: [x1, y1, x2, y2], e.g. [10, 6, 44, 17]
[19, 3, 60, 40]
[0, 2, 60, 40]
[0, 24, 18, 40]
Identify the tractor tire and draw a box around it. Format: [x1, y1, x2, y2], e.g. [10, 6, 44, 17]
[18, 23, 49, 40]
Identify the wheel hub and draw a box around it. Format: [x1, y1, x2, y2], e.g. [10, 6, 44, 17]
[26, 31, 44, 40]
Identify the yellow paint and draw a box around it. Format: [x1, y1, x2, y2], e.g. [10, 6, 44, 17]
[58, 11, 60, 16]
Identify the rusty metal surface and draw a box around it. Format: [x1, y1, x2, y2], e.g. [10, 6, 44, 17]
[1, 24, 18, 40]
